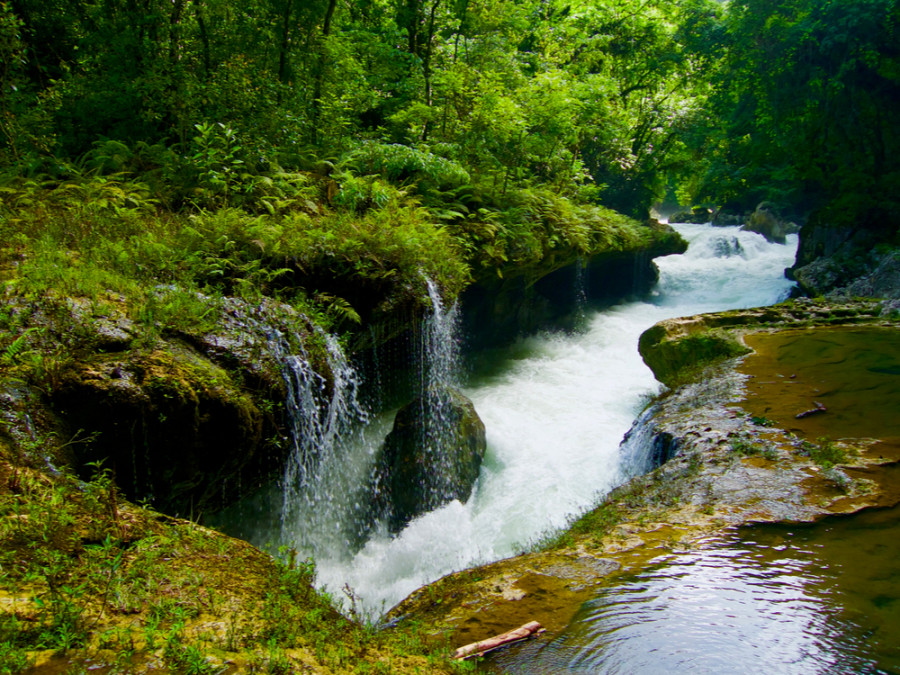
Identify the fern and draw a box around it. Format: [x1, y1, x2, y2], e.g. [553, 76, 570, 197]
[315, 293, 362, 326]
[2, 328, 39, 366]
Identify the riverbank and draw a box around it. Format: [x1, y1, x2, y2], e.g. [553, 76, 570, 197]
[0, 178, 684, 518]
[0, 184, 682, 671]
[385, 298, 900, 661]
[0, 445, 469, 673]
[0, 210, 892, 671]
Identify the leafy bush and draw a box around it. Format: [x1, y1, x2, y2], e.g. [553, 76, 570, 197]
[343, 142, 471, 190]
[798, 437, 852, 469]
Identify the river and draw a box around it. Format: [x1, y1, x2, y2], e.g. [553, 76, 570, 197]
[302, 223, 798, 617]
[482, 493, 900, 674]
[210, 223, 798, 618]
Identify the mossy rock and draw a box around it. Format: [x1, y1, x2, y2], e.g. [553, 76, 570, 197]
[52, 342, 264, 516]
[639, 324, 750, 387]
[669, 207, 712, 224]
[373, 386, 486, 532]
[637, 299, 892, 387]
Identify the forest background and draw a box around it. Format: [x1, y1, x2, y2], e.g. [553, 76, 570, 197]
[1, 0, 897, 327]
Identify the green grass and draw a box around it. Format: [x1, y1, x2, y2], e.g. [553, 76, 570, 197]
[0, 447, 468, 673]
[798, 437, 853, 469]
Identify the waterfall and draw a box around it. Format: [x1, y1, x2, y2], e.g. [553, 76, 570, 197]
[574, 256, 588, 327]
[306, 223, 798, 616]
[277, 278, 465, 556]
[216, 224, 798, 617]
[279, 330, 371, 557]
[411, 277, 464, 506]
[421, 276, 461, 392]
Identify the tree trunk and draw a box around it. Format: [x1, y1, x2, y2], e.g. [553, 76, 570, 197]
[278, 0, 292, 83]
[169, 0, 185, 65]
[453, 622, 545, 659]
[400, 0, 424, 57]
[421, 0, 440, 140]
[311, 0, 338, 143]
[195, 3, 211, 79]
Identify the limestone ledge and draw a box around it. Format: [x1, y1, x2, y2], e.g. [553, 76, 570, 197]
[638, 297, 897, 387]
[387, 300, 900, 652]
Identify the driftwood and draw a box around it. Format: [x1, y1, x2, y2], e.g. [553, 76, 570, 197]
[453, 621, 545, 660]
[796, 401, 827, 419]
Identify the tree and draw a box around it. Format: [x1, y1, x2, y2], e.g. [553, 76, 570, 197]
[687, 0, 900, 223]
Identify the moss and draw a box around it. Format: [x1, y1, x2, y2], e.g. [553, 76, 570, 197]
[639, 328, 750, 387]
[638, 298, 891, 387]
[0, 447, 464, 674]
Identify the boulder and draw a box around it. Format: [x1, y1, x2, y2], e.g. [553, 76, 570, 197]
[53, 342, 264, 516]
[0, 289, 329, 517]
[638, 322, 750, 388]
[711, 209, 746, 226]
[669, 207, 712, 224]
[373, 386, 486, 532]
[741, 202, 799, 244]
[838, 249, 900, 299]
[789, 208, 899, 298]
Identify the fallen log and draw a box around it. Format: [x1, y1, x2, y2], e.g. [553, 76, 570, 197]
[796, 401, 827, 419]
[453, 621, 545, 660]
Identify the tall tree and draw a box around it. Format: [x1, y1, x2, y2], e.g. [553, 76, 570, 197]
[688, 0, 900, 221]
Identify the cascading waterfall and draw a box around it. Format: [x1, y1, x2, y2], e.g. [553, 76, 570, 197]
[574, 256, 588, 326]
[309, 223, 798, 616]
[278, 330, 372, 557]
[217, 224, 798, 618]
[274, 278, 465, 560]
[413, 276, 464, 504]
[422, 276, 461, 391]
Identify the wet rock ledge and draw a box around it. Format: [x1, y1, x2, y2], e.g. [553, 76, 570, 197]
[386, 298, 900, 652]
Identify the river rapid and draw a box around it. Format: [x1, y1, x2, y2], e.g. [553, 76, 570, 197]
[305, 223, 798, 617]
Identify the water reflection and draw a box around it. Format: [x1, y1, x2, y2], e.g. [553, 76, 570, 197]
[483, 505, 900, 674]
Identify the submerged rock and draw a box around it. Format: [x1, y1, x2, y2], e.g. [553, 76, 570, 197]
[372, 386, 486, 532]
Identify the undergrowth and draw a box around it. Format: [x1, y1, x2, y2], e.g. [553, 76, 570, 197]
[0, 148, 660, 339]
[797, 436, 853, 469]
[0, 447, 468, 673]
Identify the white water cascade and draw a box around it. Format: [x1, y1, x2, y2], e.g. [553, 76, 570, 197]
[266, 279, 465, 560]
[408, 277, 466, 507]
[308, 223, 797, 616]
[278, 330, 373, 558]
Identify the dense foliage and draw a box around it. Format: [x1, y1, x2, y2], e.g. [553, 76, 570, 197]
[1, 1, 898, 669]
[2, 0, 898, 229]
[0, 0, 713, 218]
[0, 451, 470, 672]
[683, 0, 900, 228]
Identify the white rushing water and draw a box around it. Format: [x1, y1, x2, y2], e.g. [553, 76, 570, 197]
[308, 223, 798, 617]
[279, 330, 372, 559]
